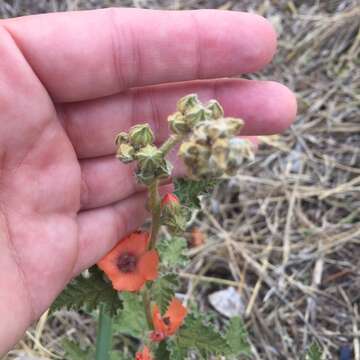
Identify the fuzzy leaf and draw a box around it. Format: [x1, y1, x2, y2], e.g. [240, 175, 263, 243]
[157, 236, 188, 269]
[306, 342, 323, 360]
[153, 274, 179, 314]
[51, 267, 122, 316]
[114, 292, 148, 339]
[174, 178, 219, 208]
[62, 339, 94, 360]
[110, 351, 132, 360]
[167, 340, 188, 360]
[154, 341, 172, 360]
[174, 314, 231, 357]
[225, 316, 251, 357]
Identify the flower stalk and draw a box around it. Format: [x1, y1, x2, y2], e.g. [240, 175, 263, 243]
[159, 134, 183, 156]
[147, 180, 161, 250]
[142, 287, 154, 330]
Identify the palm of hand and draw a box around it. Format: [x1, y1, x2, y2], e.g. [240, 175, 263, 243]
[0, 36, 81, 330]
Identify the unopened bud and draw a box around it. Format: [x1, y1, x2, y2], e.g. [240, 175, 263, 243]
[168, 112, 188, 135]
[179, 141, 210, 167]
[135, 145, 172, 185]
[129, 124, 154, 149]
[160, 194, 187, 234]
[177, 94, 200, 114]
[116, 143, 135, 163]
[161, 193, 180, 208]
[184, 104, 212, 128]
[136, 145, 163, 172]
[223, 117, 244, 136]
[211, 139, 230, 171]
[115, 132, 129, 145]
[206, 100, 224, 119]
[156, 160, 173, 180]
[225, 138, 255, 175]
[191, 124, 209, 145]
[206, 121, 230, 141]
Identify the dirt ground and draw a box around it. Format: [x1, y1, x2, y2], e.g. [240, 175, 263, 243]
[1, 0, 359, 359]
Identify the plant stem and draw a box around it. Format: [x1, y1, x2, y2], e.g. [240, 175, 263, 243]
[141, 135, 183, 343]
[142, 287, 154, 330]
[148, 180, 161, 250]
[95, 304, 112, 360]
[147, 134, 183, 249]
[160, 134, 183, 156]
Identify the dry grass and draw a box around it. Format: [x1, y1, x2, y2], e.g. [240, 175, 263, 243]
[2, 0, 360, 359]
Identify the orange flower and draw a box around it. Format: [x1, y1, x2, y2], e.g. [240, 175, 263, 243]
[150, 298, 187, 341]
[190, 227, 206, 248]
[135, 346, 152, 360]
[97, 231, 159, 292]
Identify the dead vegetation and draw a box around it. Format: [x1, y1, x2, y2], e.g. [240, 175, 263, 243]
[2, 0, 360, 359]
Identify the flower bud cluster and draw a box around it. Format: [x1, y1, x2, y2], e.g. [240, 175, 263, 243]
[115, 124, 172, 185]
[172, 94, 253, 179]
[168, 94, 218, 135]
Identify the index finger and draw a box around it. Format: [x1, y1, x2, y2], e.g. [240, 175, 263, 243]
[2, 8, 277, 102]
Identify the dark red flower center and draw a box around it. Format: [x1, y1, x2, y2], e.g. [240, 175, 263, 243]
[117, 252, 137, 273]
[163, 316, 171, 326]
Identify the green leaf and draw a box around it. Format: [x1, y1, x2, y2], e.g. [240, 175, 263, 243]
[51, 267, 122, 316]
[225, 317, 251, 357]
[306, 342, 323, 360]
[167, 340, 188, 360]
[174, 314, 231, 357]
[157, 236, 188, 269]
[62, 339, 94, 360]
[154, 341, 172, 360]
[174, 178, 219, 208]
[110, 351, 132, 360]
[153, 274, 179, 314]
[113, 292, 148, 339]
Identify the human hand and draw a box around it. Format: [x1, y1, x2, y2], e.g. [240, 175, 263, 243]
[0, 8, 296, 354]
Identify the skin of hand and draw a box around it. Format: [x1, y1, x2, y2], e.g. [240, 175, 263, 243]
[0, 8, 297, 354]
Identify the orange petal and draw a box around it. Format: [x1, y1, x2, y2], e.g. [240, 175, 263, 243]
[166, 298, 187, 335]
[119, 231, 149, 256]
[143, 346, 152, 359]
[112, 271, 146, 292]
[152, 304, 167, 334]
[138, 250, 159, 281]
[97, 231, 150, 282]
[135, 346, 152, 360]
[97, 254, 119, 279]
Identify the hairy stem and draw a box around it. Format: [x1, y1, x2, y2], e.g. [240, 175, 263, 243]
[148, 180, 161, 250]
[160, 134, 183, 156]
[95, 304, 112, 360]
[142, 287, 154, 330]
